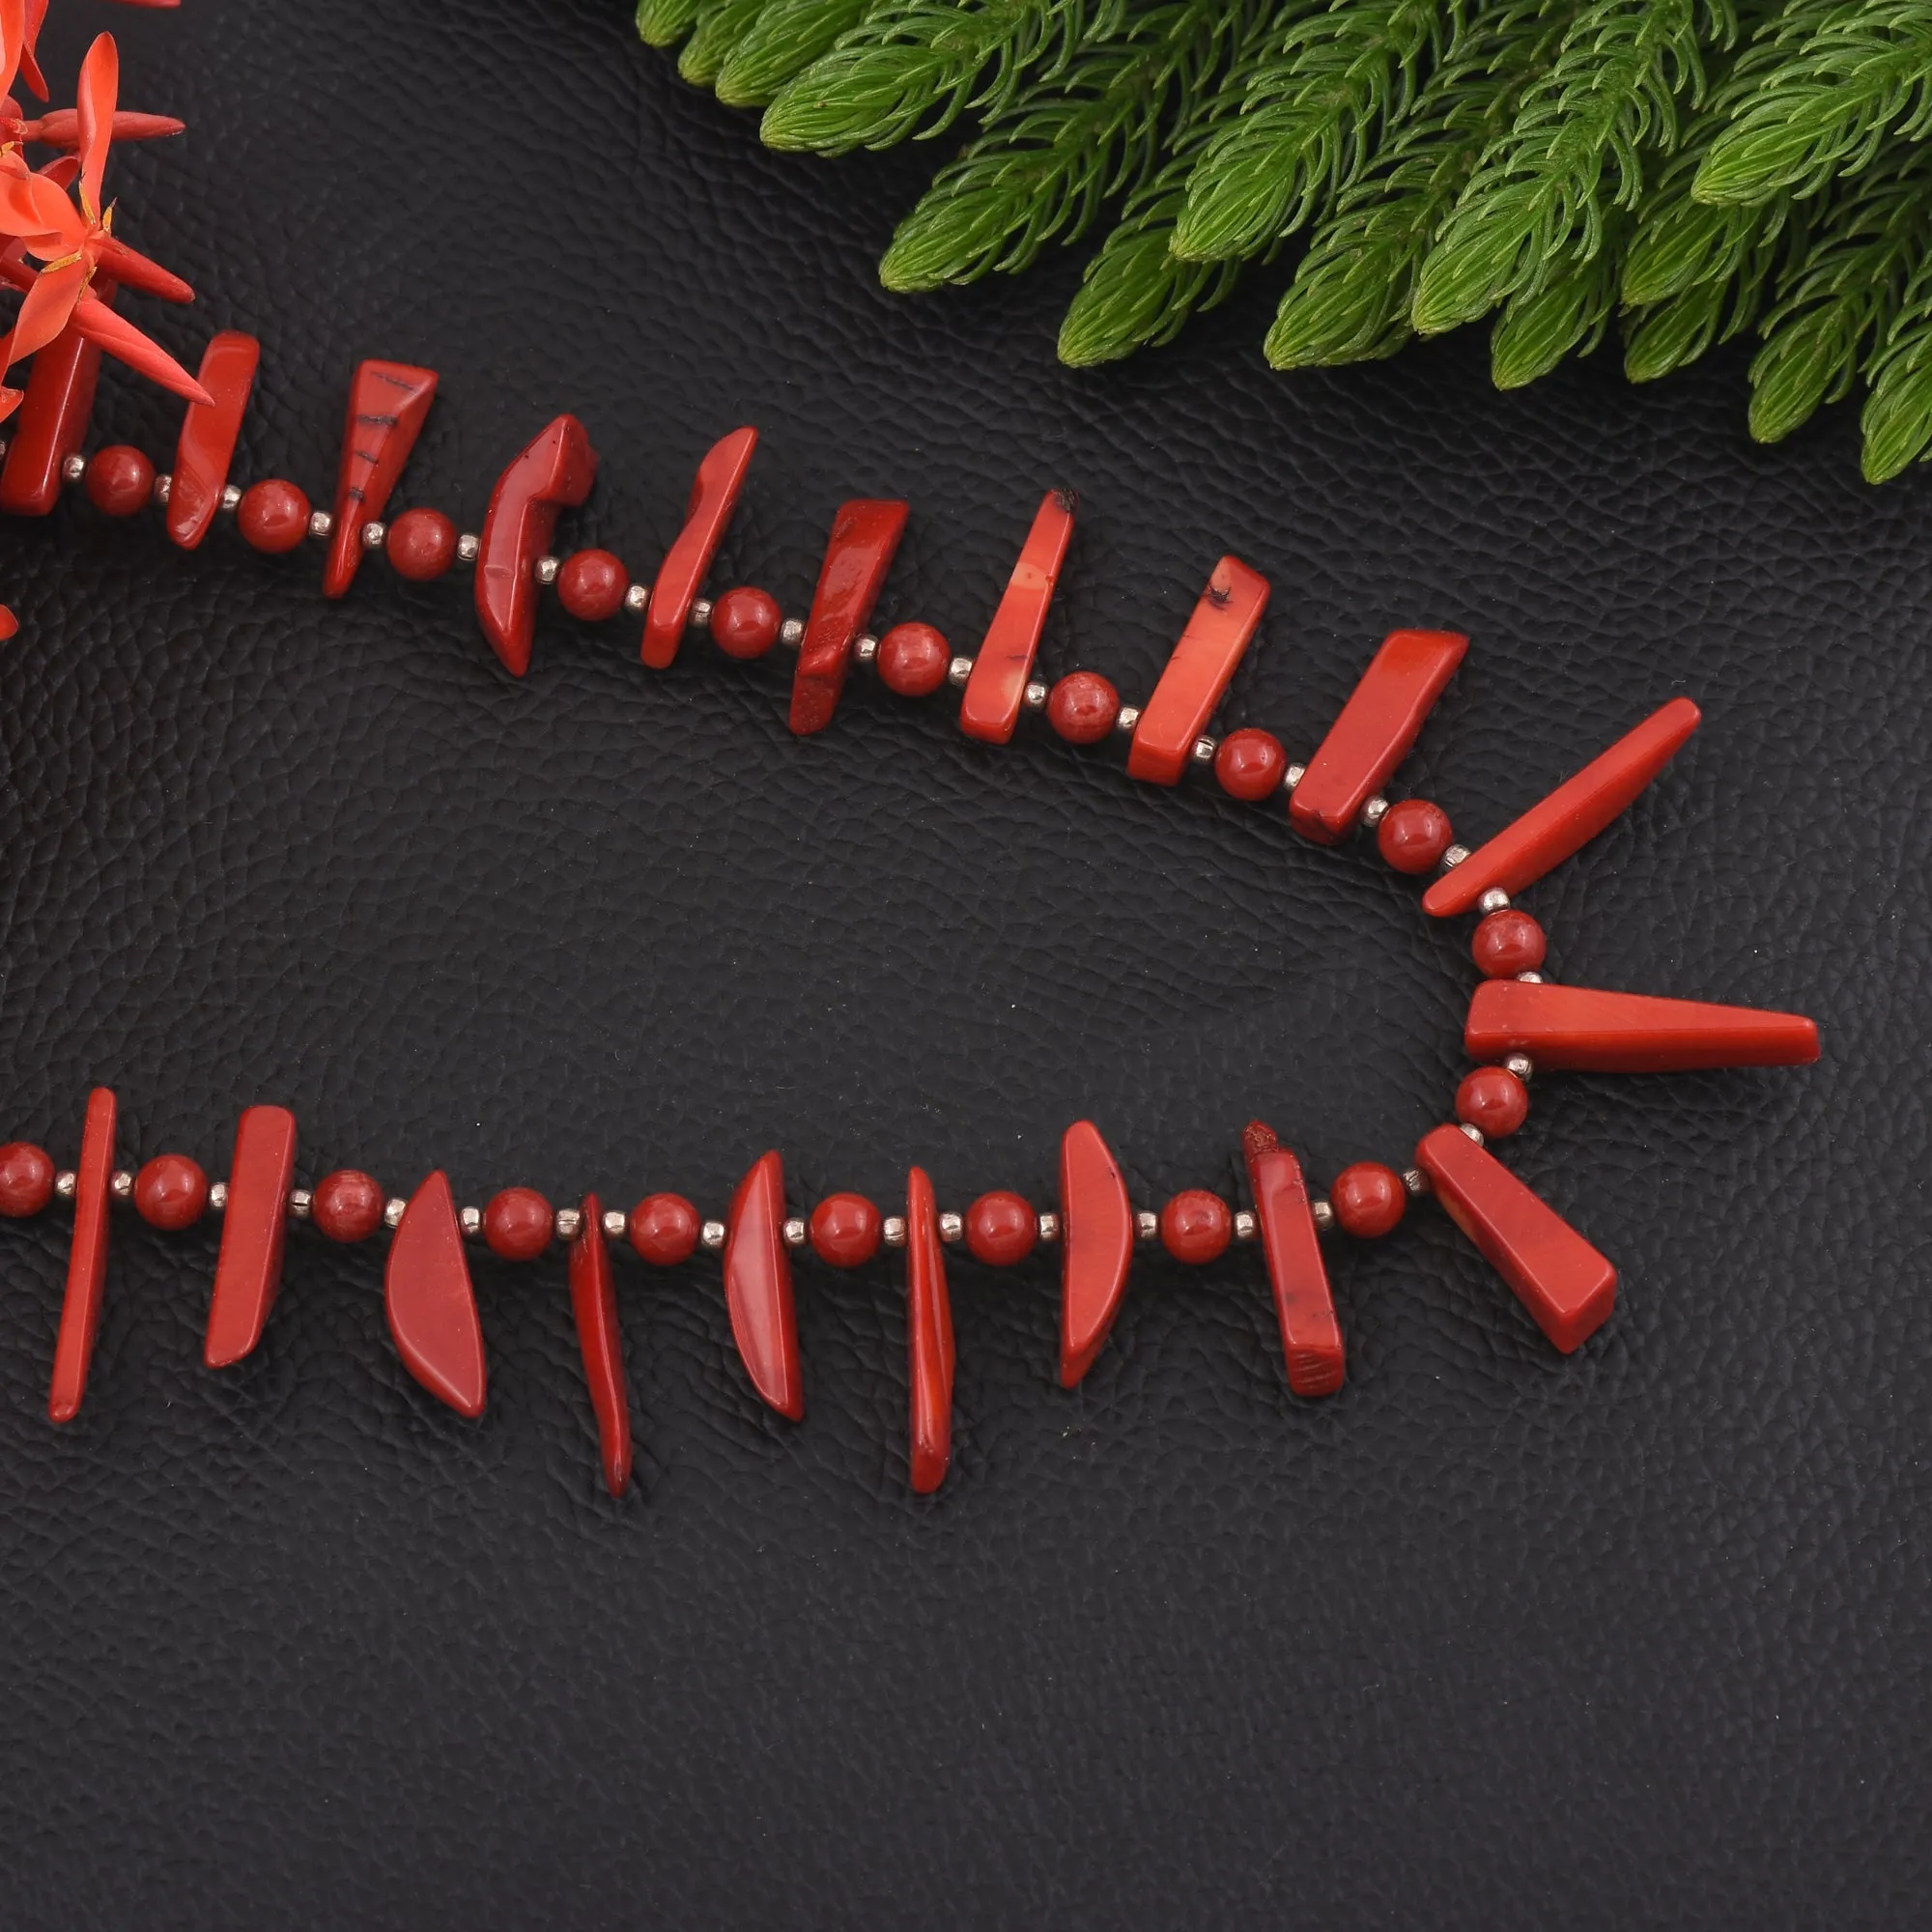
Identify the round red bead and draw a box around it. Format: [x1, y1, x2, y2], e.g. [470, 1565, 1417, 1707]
[0, 1141, 54, 1217]
[484, 1186, 553, 1260]
[133, 1153, 208, 1231]
[1378, 799, 1454, 874]
[1214, 727, 1287, 801]
[312, 1169, 385, 1243]
[875, 622, 951, 696]
[1160, 1189, 1231, 1264]
[709, 585, 782, 659]
[237, 478, 311, 554]
[85, 444, 154, 517]
[1331, 1162, 1406, 1239]
[630, 1192, 699, 1265]
[965, 1189, 1037, 1265]
[810, 1192, 881, 1267]
[554, 548, 627, 620]
[1457, 1067, 1530, 1139]
[386, 507, 458, 582]
[1472, 908, 1548, 979]
[1047, 671, 1120, 744]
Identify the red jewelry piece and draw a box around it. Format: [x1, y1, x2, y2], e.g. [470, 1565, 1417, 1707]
[1213, 727, 1287, 801]
[965, 1189, 1036, 1265]
[1424, 697, 1701, 915]
[1472, 908, 1547, 978]
[558, 548, 629, 621]
[1059, 1119, 1133, 1387]
[1456, 1066, 1529, 1139]
[569, 1192, 633, 1498]
[384, 1170, 486, 1417]
[1160, 1189, 1231, 1264]
[1243, 1121, 1345, 1396]
[475, 413, 599, 676]
[311, 1169, 384, 1243]
[204, 1103, 297, 1368]
[723, 1150, 803, 1419]
[1128, 555, 1270, 784]
[483, 1186, 551, 1261]
[0, 291, 109, 517]
[322, 359, 439, 598]
[1291, 629, 1467, 843]
[876, 621, 950, 696]
[84, 443, 152, 516]
[958, 487, 1077, 744]
[165, 329, 257, 549]
[630, 1192, 699, 1264]
[1415, 1123, 1616, 1353]
[1378, 798, 1453, 873]
[386, 508, 458, 582]
[236, 479, 310, 554]
[905, 1165, 955, 1494]
[48, 1085, 115, 1423]
[1047, 670, 1119, 744]
[809, 1191, 881, 1267]
[641, 426, 757, 668]
[709, 584, 781, 660]
[0, 1141, 53, 1217]
[1330, 1161, 1405, 1238]
[789, 498, 908, 736]
[1464, 979, 1822, 1072]
[133, 1152, 206, 1231]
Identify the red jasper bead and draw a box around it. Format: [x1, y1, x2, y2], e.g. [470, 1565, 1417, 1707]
[386, 507, 458, 582]
[876, 621, 951, 696]
[1331, 1162, 1406, 1239]
[965, 1189, 1037, 1265]
[1378, 799, 1454, 873]
[237, 478, 312, 554]
[810, 1191, 881, 1267]
[1214, 727, 1287, 801]
[1048, 670, 1120, 744]
[1472, 908, 1548, 979]
[1457, 1066, 1530, 1139]
[85, 444, 155, 517]
[0, 1141, 53, 1216]
[311, 1168, 385, 1243]
[484, 1186, 552, 1260]
[133, 1153, 208, 1231]
[630, 1191, 699, 1265]
[710, 585, 782, 659]
[555, 547, 627, 620]
[1160, 1189, 1232, 1264]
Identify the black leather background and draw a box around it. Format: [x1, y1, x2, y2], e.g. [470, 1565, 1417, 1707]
[0, 2, 1916, 1925]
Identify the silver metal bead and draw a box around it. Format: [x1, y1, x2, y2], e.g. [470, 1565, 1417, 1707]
[1361, 795, 1390, 828]
[1517, 970, 1545, 984]
[1478, 887, 1511, 915]
[1134, 1209, 1158, 1241]
[602, 1208, 627, 1241]
[1037, 1210, 1061, 1243]
[883, 1214, 908, 1248]
[782, 1216, 807, 1249]
[61, 452, 87, 484]
[689, 597, 713, 629]
[459, 1205, 483, 1238]
[700, 1218, 726, 1251]
[153, 471, 171, 506]
[383, 1195, 406, 1229]
[1022, 680, 1048, 710]
[623, 582, 649, 615]
[1233, 1208, 1257, 1242]
[1115, 704, 1142, 733]
[307, 509, 333, 541]
[1440, 844, 1470, 869]
[210, 1179, 231, 1212]
[110, 1170, 133, 1202]
[1283, 763, 1305, 792]
[554, 1207, 583, 1241]
[1459, 1122, 1485, 1146]
[854, 634, 879, 667]
[456, 532, 481, 565]
[946, 655, 975, 688]
[363, 520, 388, 553]
[219, 482, 242, 513]
[289, 1188, 313, 1221]
[1311, 1199, 1336, 1233]
[1504, 1053, 1534, 1082]
[0, 436, 9, 464]
[55, 1170, 76, 1201]
[938, 1211, 963, 1244]
[1191, 736, 1217, 764]
[780, 616, 804, 647]
[533, 554, 559, 585]
[1401, 1168, 1427, 1198]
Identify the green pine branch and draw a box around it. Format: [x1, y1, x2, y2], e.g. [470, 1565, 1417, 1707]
[1862, 245, 1932, 480]
[718, 0, 878, 106]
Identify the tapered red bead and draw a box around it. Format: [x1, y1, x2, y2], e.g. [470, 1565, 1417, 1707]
[322, 359, 439, 597]
[166, 330, 258, 549]
[204, 1104, 297, 1368]
[385, 1171, 486, 1417]
[1128, 555, 1270, 783]
[570, 1193, 632, 1497]
[724, 1150, 803, 1418]
[958, 488, 1077, 744]
[1243, 1122, 1345, 1396]
[1465, 979, 1821, 1072]
[48, 1086, 116, 1423]
[789, 499, 907, 735]
[475, 413, 598, 676]
[0, 296, 108, 516]
[905, 1166, 955, 1493]
[640, 426, 757, 668]
[1059, 1120, 1133, 1386]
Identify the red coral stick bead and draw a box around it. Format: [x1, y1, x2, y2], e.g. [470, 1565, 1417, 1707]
[166, 330, 258, 548]
[905, 1166, 955, 1493]
[1330, 1162, 1406, 1239]
[1128, 555, 1270, 784]
[965, 1190, 1036, 1265]
[557, 548, 629, 621]
[385, 1170, 486, 1416]
[475, 413, 598, 676]
[809, 1192, 881, 1267]
[570, 1192, 633, 1498]
[1456, 1066, 1530, 1139]
[1244, 1122, 1345, 1396]
[0, 289, 108, 517]
[49, 1085, 116, 1423]
[237, 479, 311, 554]
[1047, 670, 1119, 744]
[312, 1169, 384, 1243]
[630, 1192, 699, 1265]
[1059, 1120, 1133, 1386]
[134, 1153, 207, 1231]
[709, 584, 781, 659]
[205, 1104, 298, 1368]
[323, 359, 439, 597]
[1472, 908, 1547, 978]
[641, 427, 758, 668]
[0, 1141, 54, 1216]
[1214, 727, 1287, 801]
[386, 508, 458, 582]
[958, 487, 1078, 744]
[84, 443, 153, 516]
[1378, 799, 1454, 874]
[876, 621, 951, 696]
[1160, 1189, 1231, 1264]
[1464, 979, 1822, 1072]
[724, 1151, 803, 1418]
[484, 1186, 552, 1261]
[789, 498, 908, 735]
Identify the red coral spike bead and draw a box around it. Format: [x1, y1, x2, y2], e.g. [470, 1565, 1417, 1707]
[630, 1192, 699, 1265]
[569, 1192, 633, 1498]
[1047, 670, 1120, 744]
[1160, 1189, 1231, 1264]
[475, 413, 598, 676]
[723, 1150, 804, 1418]
[1472, 908, 1547, 978]
[311, 1169, 384, 1243]
[1464, 979, 1821, 1072]
[557, 547, 629, 621]
[709, 585, 782, 659]
[0, 286, 112, 517]
[1213, 727, 1287, 801]
[1415, 1123, 1616, 1353]
[384, 1171, 487, 1416]
[1243, 1122, 1345, 1396]
[1424, 697, 1702, 916]
[1330, 1161, 1405, 1239]
[905, 1166, 955, 1493]
[322, 359, 439, 597]
[237, 480, 311, 554]
[133, 1152, 207, 1231]
[789, 498, 908, 735]
[958, 487, 1078, 744]
[1291, 629, 1468, 843]
[84, 442, 153, 516]
[483, 1186, 552, 1261]
[809, 1192, 881, 1267]
[165, 330, 258, 549]
[386, 508, 458, 582]
[1378, 798, 1453, 874]
[1128, 555, 1270, 784]
[640, 427, 757, 668]
[48, 1085, 116, 1423]
[1456, 1066, 1529, 1139]
[0, 1141, 54, 1216]
[965, 1190, 1036, 1265]
[204, 1104, 298, 1368]
[875, 621, 951, 696]
[1059, 1120, 1133, 1386]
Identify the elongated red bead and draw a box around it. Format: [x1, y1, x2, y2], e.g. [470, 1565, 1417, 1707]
[1128, 555, 1270, 784]
[1291, 629, 1467, 843]
[1424, 697, 1701, 916]
[48, 1086, 115, 1423]
[1059, 1120, 1133, 1386]
[789, 498, 908, 735]
[0, 298, 106, 516]
[204, 1104, 298, 1368]
[1465, 979, 1821, 1072]
[385, 1170, 486, 1417]
[570, 1192, 632, 1498]
[1243, 1122, 1345, 1396]
[724, 1150, 803, 1418]
[475, 413, 598, 676]
[641, 426, 757, 668]
[166, 329, 258, 549]
[905, 1166, 955, 1493]
[323, 359, 439, 597]
[958, 487, 1077, 744]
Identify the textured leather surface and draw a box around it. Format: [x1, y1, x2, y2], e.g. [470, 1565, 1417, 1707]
[0, 2, 1913, 1925]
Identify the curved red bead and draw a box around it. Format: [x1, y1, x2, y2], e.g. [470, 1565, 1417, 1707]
[905, 1165, 955, 1493]
[1059, 1120, 1133, 1387]
[570, 1192, 633, 1498]
[0, 1141, 54, 1216]
[134, 1153, 207, 1231]
[876, 621, 951, 696]
[1160, 1189, 1231, 1264]
[166, 330, 258, 549]
[1243, 1121, 1345, 1396]
[557, 548, 629, 621]
[1472, 908, 1548, 978]
[724, 1151, 803, 1419]
[1464, 978, 1822, 1072]
[1047, 670, 1119, 744]
[809, 1192, 881, 1267]
[709, 584, 782, 659]
[630, 1192, 699, 1265]
[484, 1186, 552, 1261]
[965, 1190, 1036, 1265]
[85, 442, 153, 516]
[323, 358, 439, 597]
[312, 1169, 384, 1243]
[789, 498, 908, 735]
[958, 488, 1077, 744]
[49, 1085, 116, 1423]
[237, 479, 310, 554]
[1213, 728, 1286, 801]
[384, 1170, 487, 1417]
[1330, 1161, 1406, 1239]
[1128, 555, 1269, 784]
[1456, 1066, 1530, 1139]
[641, 426, 757, 668]
[205, 1104, 298, 1369]
[1378, 799, 1453, 874]
[386, 508, 458, 582]
[475, 412, 599, 676]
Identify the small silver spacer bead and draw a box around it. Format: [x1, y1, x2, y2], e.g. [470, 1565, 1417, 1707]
[1283, 763, 1306, 792]
[55, 1171, 76, 1201]
[1517, 970, 1545, 984]
[1191, 736, 1217, 764]
[1402, 1168, 1428, 1198]
[0, 436, 9, 463]
[782, 1216, 807, 1249]
[456, 532, 481, 565]
[623, 582, 649, 616]
[153, 472, 172, 506]
[1504, 1053, 1534, 1082]
[780, 616, 804, 647]
[689, 597, 713, 629]
[459, 1205, 483, 1238]
[602, 1209, 627, 1241]
[219, 482, 242, 513]
[363, 521, 388, 553]
[1459, 1122, 1485, 1146]
[1233, 1208, 1257, 1241]
[1311, 1199, 1335, 1234]
[1361, 795, 1390, 828]
[1478, 887, 1511, 914]
[883, 1214, 908, 1248]
[307, 509, 333, 541]
[1440, 844, 1470, 869]
[1115, 704, 1142, 734]
[110, 1170, 133, 1202]
[938, 1211, 963, 1244]
[700, 1218, 726, 1251]
[854, 634, 879, 667]
[210, 1180, 231, 1213]
[1023, 680, 1049, 710]
[554, 1207, 583, 1241]
[61, 452, 87, 484]
[947, 655, 975, 688]
[1037, 1209, 1061, 1243]
[533, 554, 559, 585]
[289, 1188, 313, 1221]
[1134, 1209, 1158, 1242]
[383, 1195, 406, 1229]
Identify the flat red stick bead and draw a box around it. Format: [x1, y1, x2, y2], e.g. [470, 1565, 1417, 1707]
[640, 426, 757, 669]
[1424, 697, 1701, 916]
[0, 295, 109, 516]
[1464, 979, 1822, 1072]
[48, 1085, 116, 1423]
[1059, 1120, 1133, 1387]
[475, 413, 598, 677]
[384, 1170, 487, 1417]
[323, 359, 439, 597]
[958, 487, 1078, 744]
[1243, 1122, 1345, 1397]
[1415, 1123, 1616, 1353]
[204, 1104, 297, 1369]
[1291, 629, 1467, 843]
[789, 498, 908, 736]
[165, 329, 258, 549]
[724, 1150, 803, 1419]
[570, 1192, 632, 1498]
[904, 1166, 955, 1493]
[1128, 555, 1270, 784]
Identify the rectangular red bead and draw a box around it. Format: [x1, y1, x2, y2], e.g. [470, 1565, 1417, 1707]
[1059, 1119, 1134, 1386]
[167, 330, 259, 550]
[723, 1150, 804, 1418]
[204, 1104, 298, 1369]
[1243, 1122, 1344, 1396]
[905, 1166, 955, 1493]
[789, 499, 907, 736]
[49, 1086, 117, 1423]
[957, 488, 1077, 745]
[1466, 979, 1820, 1072]
[641, 426, 757, 669]
[0, 291, 110, 517]
[1290, 628, 1467, 843]
[1127, 555, 1270, 784]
